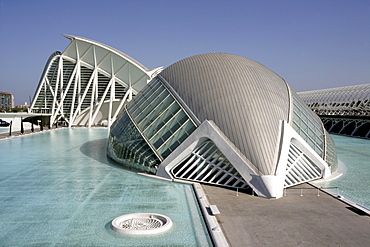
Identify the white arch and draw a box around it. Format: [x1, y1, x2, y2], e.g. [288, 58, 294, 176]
[30, 35, 162, 127]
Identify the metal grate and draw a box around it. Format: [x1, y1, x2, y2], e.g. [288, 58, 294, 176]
[120, 217, 163, 230]
[111, 213, 173, 235]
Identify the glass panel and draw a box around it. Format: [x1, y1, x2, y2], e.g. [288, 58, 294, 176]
[108, 110, 160, 174]
[292, 91, 325, 159]
[138, 96, 174, 130]
[124, 76, 197, 160]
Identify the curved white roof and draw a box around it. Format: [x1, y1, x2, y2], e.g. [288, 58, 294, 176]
[62, 34, 161, 93]
[160, 53, 291, 174]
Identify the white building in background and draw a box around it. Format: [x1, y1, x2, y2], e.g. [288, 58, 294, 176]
[30, 35, 162, 127]
[298, 83, 370, 116]
[298, 84, 370, 138]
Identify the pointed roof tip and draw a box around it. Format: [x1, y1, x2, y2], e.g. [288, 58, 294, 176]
[62, 34, 75, 41]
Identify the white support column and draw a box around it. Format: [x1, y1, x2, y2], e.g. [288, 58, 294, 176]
[59, 57, 65, 121]
[112, 87, 132, 122]
[88, 70, 98, 127]
[69, 64, 79, 127]
[69, 43, 81, 127]
[88, 47, 98, 127]
[50, 57, 64, 124]
[77, 64, 82, 116]
[43, 79, 47, 110]
[91, 78, 114, 126]
[70, 69, 95, 125]
[53, 64, 78, 122]
[128, 64, 133, 102]
[108, 55, 115, 127]
[76, 42, 82, 116]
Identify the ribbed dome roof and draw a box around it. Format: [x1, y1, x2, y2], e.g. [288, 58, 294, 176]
[160, 53, 290, 175]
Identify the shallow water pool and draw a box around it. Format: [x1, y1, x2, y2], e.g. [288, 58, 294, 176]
[316, 134, 370, 209]
[0, 128, 212, 246]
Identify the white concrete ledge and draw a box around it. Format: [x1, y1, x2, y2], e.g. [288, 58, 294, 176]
[192, 183, 229, 247]
[137, 174, 230, 246]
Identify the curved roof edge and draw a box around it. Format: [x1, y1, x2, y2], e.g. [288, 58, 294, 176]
[62, 34, 159, 75]
[298, 83, 370, 95]
[31, 51, 62, 108]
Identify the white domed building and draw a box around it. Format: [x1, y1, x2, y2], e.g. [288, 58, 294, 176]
[108, 53, 337, 198]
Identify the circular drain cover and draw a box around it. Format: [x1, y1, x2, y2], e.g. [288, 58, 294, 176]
[111, 213, 173, 235]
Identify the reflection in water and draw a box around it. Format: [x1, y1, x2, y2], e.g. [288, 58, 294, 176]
[0, 128, 212, 246]
[317, 135, 370, 209]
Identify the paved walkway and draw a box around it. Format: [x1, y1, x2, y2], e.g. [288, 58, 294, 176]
[203, 183, 370, 247]
[0, 126, 57, 140]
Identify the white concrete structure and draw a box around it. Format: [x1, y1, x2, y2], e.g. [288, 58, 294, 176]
[0, 112, 45, 132]
[108, 53, 338, 198]
[30, 35, 162, 127]
[298, 83, 370, 116]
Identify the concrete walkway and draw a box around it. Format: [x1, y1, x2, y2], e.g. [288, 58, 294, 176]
[0, 126, 57, 141]
[203, 183, 370, 247]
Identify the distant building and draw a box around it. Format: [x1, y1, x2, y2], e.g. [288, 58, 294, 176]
[0, 91, 14, 110]
[298, 84, 370, 117]
[298, 84, 370, 138]
[14, 103, 30, 109]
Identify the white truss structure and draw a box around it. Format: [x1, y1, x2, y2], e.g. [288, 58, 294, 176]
[30, 35, 162, 127]
[171, 140, 249, 189]
[284, 143, 322, 188]
[298, 84, 370, 116]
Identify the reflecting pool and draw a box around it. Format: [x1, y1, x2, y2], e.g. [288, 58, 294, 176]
[316, 134, 370, 209]
[0, 128, 212, 246]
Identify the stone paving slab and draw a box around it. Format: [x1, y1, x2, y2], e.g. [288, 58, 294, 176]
[202, 183, 370, 247]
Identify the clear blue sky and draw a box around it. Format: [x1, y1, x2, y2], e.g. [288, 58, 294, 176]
[0, 0, 369, 105]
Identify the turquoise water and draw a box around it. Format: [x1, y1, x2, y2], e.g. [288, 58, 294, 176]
[317, 135, 370, 209]
[0, 128, 212, 246]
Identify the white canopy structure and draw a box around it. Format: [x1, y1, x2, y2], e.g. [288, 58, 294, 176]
[30, 35, 162, 127]
[298, 84, 370, 116]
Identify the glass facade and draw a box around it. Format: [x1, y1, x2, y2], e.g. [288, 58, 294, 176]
[33, 56, 60, 113]
[108, 111, 160, 174]
[32, 55, 127, 118]
[292, 91, 337, 170]
[292, 91, 325, 157]
[325, 133, 338, 172]
[127, 77, 197, 159]
[108, 77, 197, 173]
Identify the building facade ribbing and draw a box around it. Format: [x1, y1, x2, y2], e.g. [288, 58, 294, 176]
[108, 53, 337, 198]
[30, 35, 162, 127]
[298, 84, 370, 138]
